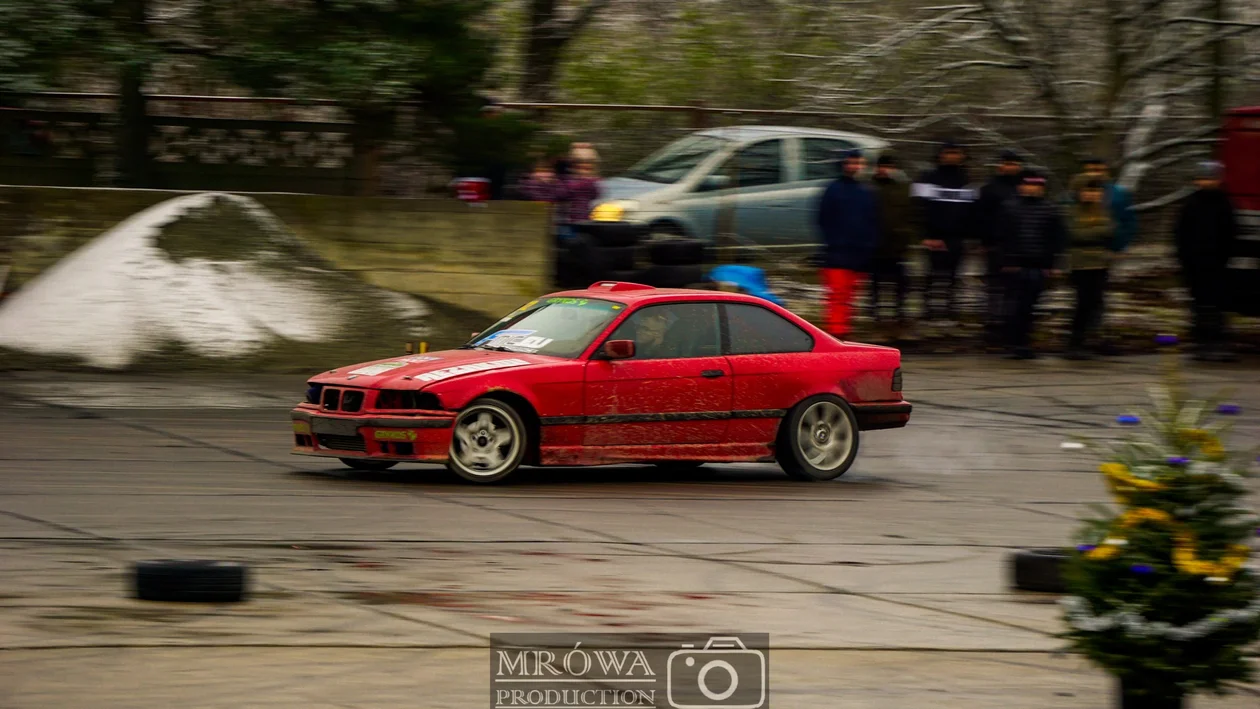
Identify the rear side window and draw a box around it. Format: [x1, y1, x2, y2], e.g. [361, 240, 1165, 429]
[724, 303, 814, 355]
[801, 138, 856, 181]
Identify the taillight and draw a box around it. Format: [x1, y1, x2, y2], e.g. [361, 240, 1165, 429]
[892, 368, 903, 393]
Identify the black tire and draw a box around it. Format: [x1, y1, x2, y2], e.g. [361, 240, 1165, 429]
[1009, 548, 1068, 593]
[340, 459, 398, 472]
[588, 244, 638, 274]
[648, 239, 708, 266]
[648, 221, 688, 238]
[133, 560, 248, 603]
[637, 264, 706, 289]
[776, 395, 860, 481]
[574, 221, 647, 247]
[447, 398, 529, 483]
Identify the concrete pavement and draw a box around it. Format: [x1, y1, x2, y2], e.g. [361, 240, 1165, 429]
[1, 355, 1258, 707]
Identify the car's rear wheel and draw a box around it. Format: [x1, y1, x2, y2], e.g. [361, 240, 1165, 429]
[447, 398, 527, 483]
[340, 459, 398, 472]
[776, 395, 859, 481]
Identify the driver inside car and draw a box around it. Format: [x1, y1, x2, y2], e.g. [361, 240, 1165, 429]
[630, 309, 684, 359]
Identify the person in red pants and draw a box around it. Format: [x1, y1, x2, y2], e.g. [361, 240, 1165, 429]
[816, 149, 879, 339]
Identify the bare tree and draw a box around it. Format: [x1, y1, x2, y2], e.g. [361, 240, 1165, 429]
[520, 0, 612, 103]
[791, 1, 1260, 204]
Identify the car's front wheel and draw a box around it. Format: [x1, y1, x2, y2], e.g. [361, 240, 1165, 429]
[776, 395, 859, 481]
[447, 398, 528, 483]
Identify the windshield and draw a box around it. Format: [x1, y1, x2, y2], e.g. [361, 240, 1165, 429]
[622, 135, 729, 184]
[464, 297, 625, 358]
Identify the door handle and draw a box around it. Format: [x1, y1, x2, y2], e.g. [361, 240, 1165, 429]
[701, 369, 725, 378]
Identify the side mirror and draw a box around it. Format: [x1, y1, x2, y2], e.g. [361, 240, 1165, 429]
[600, 339, 636, 360]
[697, 174, 731, 192]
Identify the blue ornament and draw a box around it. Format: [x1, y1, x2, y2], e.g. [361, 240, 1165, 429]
[1077, 544, 1096, 552]
[1131, 564, 1154, 574]
[1216, 403, 1241, 415]
[1154, 334, 1179, 346]
[1167, 457, 1189, 466]
[1117, 414, 1141, 425]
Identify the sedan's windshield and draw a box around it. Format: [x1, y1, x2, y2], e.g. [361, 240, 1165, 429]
[622, 135, 729, 184]
[464, 297, 624, 358]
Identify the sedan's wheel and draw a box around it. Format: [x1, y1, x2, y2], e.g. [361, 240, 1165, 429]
[447, 399, 527, 483]
[339, 459, 397, 472]
[776, 395, 859, 481]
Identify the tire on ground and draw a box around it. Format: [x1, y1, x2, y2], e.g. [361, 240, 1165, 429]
[587, 245, 638, 276]
[340, 459, 397, 471]
[776, 394, 860, 481]
[574, 222, 647, 248]
[648, 239, 708, 266]
[637, 264, 706, 289]
[446, 398, 529, 484]
[1009, 548, 1068, 593]
[133, 560, 248, 602]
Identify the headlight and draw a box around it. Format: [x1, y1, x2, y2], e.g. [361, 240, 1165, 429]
[590, 200, 638, 222]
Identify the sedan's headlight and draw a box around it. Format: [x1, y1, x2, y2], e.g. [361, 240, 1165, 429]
[590, 200, 638, 222]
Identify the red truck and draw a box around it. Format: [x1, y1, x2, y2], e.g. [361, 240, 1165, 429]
[1222, 107, 1260, 315]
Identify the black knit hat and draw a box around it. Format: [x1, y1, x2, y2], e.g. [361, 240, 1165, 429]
[999, 149, 1021, 163]
[877, 153, 896, 167]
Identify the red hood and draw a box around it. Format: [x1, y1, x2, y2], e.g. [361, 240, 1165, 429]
[308, 349, 557, 389]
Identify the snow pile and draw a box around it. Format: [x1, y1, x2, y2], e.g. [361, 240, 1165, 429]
[0, 192, 396, 369]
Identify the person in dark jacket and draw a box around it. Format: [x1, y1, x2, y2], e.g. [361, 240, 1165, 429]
[912, 140, 978, 323]
[1173, 161, 1239, 362]
[974, 149, 1024, 343]
[869, 153, 915, 337]
[999, 170, 1066, 359]
[816, 149, 879, 339]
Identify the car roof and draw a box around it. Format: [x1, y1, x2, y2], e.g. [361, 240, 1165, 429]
[546, 282, 769, 306]
[695, 125, 888, 147]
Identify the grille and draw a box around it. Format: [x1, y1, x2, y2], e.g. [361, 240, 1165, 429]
[322, 388, 341, 410]
[341, 390, 364, 412]
[316, 434, 366, 452]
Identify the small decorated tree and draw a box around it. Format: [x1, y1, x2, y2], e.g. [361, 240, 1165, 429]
[1062, 339, 1260, 709]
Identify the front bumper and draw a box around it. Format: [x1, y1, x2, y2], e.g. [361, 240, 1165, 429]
[291, 405, 457, 461]
[851, 402, 912, 431]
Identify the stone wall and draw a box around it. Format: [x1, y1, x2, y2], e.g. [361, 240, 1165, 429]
[0, 186, 552, 320]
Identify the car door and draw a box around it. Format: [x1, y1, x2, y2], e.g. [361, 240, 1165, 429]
[720, 301, 819, 444]
[767, 137, 859, 244]
[583, 302, 732, 446]
[673, 139, 790, 244]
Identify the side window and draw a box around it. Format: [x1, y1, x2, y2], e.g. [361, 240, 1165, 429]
[724, 303, 814, 355]
[608, 303, 721, 360]
[708, 140, 784, 189]
[801, 138, 856, 181]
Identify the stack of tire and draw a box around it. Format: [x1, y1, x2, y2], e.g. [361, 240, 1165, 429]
[639, 236, 709, 289]
[555, 222, 647, 289]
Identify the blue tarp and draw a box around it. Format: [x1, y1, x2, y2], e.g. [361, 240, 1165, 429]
[706, 265, 784, 306]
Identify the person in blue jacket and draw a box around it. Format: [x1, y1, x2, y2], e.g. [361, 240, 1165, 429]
[816, 149, 878, 339]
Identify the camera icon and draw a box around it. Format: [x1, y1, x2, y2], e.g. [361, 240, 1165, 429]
[666, 636, 766, 708]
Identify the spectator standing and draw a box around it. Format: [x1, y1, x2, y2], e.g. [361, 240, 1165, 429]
[912, 140, 978, 324]
[975, 149, 1024, 345]
[869, 153, 915, 340]
[998, 171, 1066, 360]
[1173, 161, 1239, 362]
[816, 150, 879, 340]
[558, 143, 602, 244]
[1068, 157, 1137, 354]
[1064, 179, 1117, 359]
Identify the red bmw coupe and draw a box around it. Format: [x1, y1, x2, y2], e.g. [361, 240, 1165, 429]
[292, 281, 910, 483]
